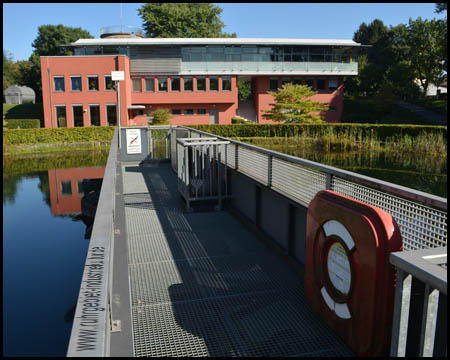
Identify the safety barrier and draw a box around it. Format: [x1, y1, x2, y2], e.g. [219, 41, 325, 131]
[67, 128, 119, 356]
[173, 125, 447, 357]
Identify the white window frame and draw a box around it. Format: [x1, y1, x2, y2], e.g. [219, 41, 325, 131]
[104, 75, 114, 91]
[87, 75, 99, 92]
[53, 76, 65, 92]
[70, 75, 82, 92]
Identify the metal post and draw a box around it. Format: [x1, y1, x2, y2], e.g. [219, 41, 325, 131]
[390, 270, 412, 357]
[48, 68, 55, 128]
[116, 81, 121, 149]
[217, 152, 222, 211]
[419, 285, 439, 356]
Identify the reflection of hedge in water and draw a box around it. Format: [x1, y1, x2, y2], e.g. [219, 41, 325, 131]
[3, 150, 109, 175]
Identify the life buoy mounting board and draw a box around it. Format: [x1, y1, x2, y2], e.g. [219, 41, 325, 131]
[305, 190, 402, 356]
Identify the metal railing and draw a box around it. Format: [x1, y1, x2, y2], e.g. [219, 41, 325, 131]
[147, 125, 171, 160]
[173, 125, 447, 356]
[67, 128, 119, 357]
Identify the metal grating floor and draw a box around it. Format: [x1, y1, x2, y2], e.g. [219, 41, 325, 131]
[121, 162, 354, 357]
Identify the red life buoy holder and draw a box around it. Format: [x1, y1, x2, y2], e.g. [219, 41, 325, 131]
[305, 190, 402, 356]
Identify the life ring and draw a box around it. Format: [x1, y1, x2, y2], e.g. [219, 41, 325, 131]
[305, 190, 402, 356]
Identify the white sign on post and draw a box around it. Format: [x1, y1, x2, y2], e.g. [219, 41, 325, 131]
[111, 71, 124, 81]
[126, 129, 142, 154]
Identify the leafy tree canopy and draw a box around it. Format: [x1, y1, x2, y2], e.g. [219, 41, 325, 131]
[262, 83, 328, 123]
[435, 3, 447, 13]
[138, 3, 236, 38]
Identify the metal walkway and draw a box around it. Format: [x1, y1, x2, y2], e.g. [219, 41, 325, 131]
[121, 161, 354, 357]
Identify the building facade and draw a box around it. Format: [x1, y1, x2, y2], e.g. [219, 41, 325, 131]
[41, 37, 362, 128]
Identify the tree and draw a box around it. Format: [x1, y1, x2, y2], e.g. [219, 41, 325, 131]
[138, 3, 236, 38]
[3, 50, 17, 98]
[237, 80, 251, 101]
[262, 83, 328, 123]
[435, 3, 447, 13]
[404, 17, 446, 97]
[151, 108, 172, 125]
[28, 24, 93, 101]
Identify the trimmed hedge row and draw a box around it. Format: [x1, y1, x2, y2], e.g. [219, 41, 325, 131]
[4, 119, 41, 129]
[189, 124, 447, 141]
[3, 103, 44, 120]
[3, 126, 116, 145]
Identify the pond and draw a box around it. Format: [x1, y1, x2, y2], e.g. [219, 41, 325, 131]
[3, 151, 108, 357]
[238, 139, 447, 198]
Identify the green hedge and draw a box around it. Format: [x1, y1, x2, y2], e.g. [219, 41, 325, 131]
[3, 126, 116, 145]
[4, 119, 41, 129]
[189, 124, 447, 142]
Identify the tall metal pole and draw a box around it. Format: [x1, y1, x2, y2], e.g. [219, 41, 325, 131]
[116, 80, 121, 148]
[48, 68, 54, 128]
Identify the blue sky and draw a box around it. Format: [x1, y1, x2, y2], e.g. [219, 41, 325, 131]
[3, 3, 445, 61]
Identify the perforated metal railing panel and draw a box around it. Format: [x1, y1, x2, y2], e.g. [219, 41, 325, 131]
[121, 162, 354, 357]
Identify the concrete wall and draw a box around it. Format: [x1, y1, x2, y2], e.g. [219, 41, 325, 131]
[229, 169, 308, 265]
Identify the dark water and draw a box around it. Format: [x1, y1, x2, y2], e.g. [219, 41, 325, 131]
[244, 141, 447, 198]
[3, 151, 108, 357]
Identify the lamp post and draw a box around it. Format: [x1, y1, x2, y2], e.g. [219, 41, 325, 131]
[112, 71, 124, 148]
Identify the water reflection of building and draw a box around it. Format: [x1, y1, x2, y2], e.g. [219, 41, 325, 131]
[48, 167, 105, 216]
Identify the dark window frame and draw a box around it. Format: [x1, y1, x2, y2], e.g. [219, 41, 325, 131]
[145, 77, 155, 92]
[132, 78, 142, 92]
[222, 76, 231, 91]
[106, 104, 117, 126]
[158, 77, 168, 92]
[89, 104, 101, 126]
[184, 109, 194, 115]
[184, 77, 193, 91]
[196, 77, 206, 91]
[171, 77, 180, 92]
[209, 77, 219, 91]
[72, 105, 84, 127]
[269, 78, 279, 91]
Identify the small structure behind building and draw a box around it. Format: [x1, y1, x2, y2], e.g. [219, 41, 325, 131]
[4, 85, 36, 104]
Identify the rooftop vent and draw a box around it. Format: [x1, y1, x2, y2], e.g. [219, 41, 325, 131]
[100, 25, 145, 39]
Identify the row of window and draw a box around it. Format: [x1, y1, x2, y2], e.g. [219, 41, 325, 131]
[53, 75, 115, 92]
[55, 104, 117, 127]
[132, 76, 232, 93]
[269, 77, 339, 91]
[60, 179, 87, 197]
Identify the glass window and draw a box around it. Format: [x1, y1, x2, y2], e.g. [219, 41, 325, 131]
[106, 105, 117, 126]
[172, 109, 181, 115]
[158, 78, 167, 92]
[55, 106, 67, 127]
[145, 78, 154, 92]
[305, 79, 315, 90]
[90, 105, 100, 126]
[197, 77, 206, 91]
[329, 78, 338, 90]
[132, 78, 141, 92]
[210, 77, 218, 91]
[85, 47, 102, 55]
[329, 106, 337, 111]
[105, 75, 114, 91]
[71, 76, 82, 91]
[73, 105, 84, 127]
[184, 109, 194, 115]
[317, 79, 326, 90]
[197, 109, 206, 115]
[74, 48, 85, 56]
[269, 78, 279, 91]
[61, 181, 72, 196]
[77, 180, 84, 195]
[88, 76, 99, 91]
[54, 77, 65, 92]
[184, 77, 193, 91]
[222, 76, 231, 91]
[293, 78, 303, 85]
[281, 77, 291, 86]
[171, 77, 180, 91]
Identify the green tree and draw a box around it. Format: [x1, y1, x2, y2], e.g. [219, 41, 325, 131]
[28, 24, 93, 101]
[237, 80, 251, 101]
[435, 3, 447, 13]
[262, 83, 328, 123]
[138, 3, 236, 38]
[404, 17, 446, 97]
[151, 108, 172, 125]
[3, 50, 17, 99]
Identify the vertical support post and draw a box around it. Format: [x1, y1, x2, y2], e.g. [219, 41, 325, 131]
[116, 81, 121, 149]
[419, 285, 439, 356]
[325, 173, 332, 190]
[149, 128, 153, 159]
[217, 152, 222, 211]
[184, 145, 190, 211]
[48, 68, 54, 128]
[268, 154, 273, 187]
[390, 270, 412, 357]
[235, 144, 239, 170]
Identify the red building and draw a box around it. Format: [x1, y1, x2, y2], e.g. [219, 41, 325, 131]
[41, 32, 362, 128]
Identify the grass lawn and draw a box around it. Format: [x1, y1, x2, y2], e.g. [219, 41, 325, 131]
[342, 97, 442, 125]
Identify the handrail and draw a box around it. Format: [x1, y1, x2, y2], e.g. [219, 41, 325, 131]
[178, 126, 446, 211]
[67, 128, 118, 356]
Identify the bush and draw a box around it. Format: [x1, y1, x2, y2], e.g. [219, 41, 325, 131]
[3, 103, 44, 119]
[3, 126, 116, 145]
[188, 124, 446, 142]
[231, 117, 247, 124]
[151, 108, 171, 125]
[4, 119, 41, 129]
